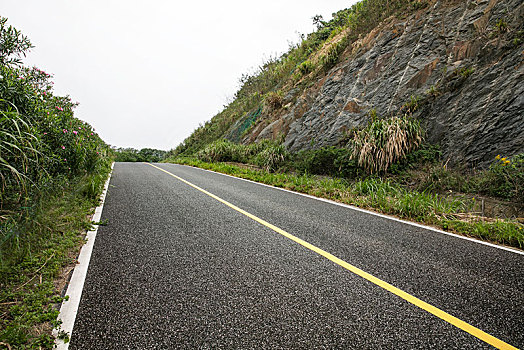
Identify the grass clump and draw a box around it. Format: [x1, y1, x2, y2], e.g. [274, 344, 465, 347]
[197, 139, 245, 163]
[194, 139, 288, 172]
[254, 143, 289, 172]
[351, 111, 423, 173]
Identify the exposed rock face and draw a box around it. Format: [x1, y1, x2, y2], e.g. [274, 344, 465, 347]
[252, 0, 524, 167]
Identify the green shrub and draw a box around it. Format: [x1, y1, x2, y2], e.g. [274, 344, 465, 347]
[0, 17, 109, 215]
[480, 154, 523, 201]
[351, 112, 424, 173]
[418, 154, 523, 202]
[0, 110, 40, 203]
[294, 146, 359, 178]
[388, 144, 441, 174]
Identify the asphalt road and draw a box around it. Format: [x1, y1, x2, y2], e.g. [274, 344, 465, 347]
[69, 162, 524, 349]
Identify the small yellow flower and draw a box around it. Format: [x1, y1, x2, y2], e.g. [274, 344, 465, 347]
[501, 157, 507, 161]
[495, 154, 501, 159]
[505, 160, 510, 164]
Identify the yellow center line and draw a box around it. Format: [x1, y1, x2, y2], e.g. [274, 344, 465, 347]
[148, 163, 518, 350]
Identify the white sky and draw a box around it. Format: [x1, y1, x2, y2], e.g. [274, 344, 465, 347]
[2, 1, 356, 150]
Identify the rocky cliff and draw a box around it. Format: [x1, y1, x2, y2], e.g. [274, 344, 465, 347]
[242, 0, 523, 167]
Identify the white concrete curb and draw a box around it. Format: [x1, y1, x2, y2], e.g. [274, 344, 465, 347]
[53, 162, 114, 349]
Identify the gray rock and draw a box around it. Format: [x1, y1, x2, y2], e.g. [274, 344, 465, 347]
[253, 0, 524, 167]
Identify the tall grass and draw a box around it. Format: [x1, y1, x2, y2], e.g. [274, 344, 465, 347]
[0, 108, 40, 201]
[351, 112, 423, 173]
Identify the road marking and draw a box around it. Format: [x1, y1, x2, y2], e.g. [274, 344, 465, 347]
[53, 163, 114, 349]
[178, 163, 524, 256]
[149, 163, 518, 350]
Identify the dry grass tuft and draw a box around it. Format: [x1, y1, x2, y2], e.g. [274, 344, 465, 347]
[352, 112, 423, 173]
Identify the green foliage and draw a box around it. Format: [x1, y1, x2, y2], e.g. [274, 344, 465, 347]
[254, 143, 289, 172]
[425, 85, 440, 97]
[401, 95, 421, 114]
[419, 154, 523, 203]
[458, 67, 474, 79]
[294, 146, 360, 178]
[113, 147, 167, 162]
[388, 143, 441, 174]
[351, 112, 424, 173]
[0, 16, 109, 211]
[442, 219, 523, 249]
[495, 19, 508, 34]
[0, 17, 33, 66]
[264, 90, 284, 110]
[0, 109, 39, 200]
[0, 17, 112, 348]
[320, 38, 348, 70]
[0, 164, 111, 349]
[197, 139, 245, 163]
[194, 139, 288, 172]
[297, 60, 314, 76]
[481, 154, 523, 201]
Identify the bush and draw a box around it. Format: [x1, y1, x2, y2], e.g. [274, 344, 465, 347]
[351, 112, 423, 173]
[417, 154, 523, 203]
[0, 17, 109, 215]
[294, 146, 360, 178]
[388, 143, 441, 174]
[480, 154, 523, 201]
[297, 60, 314, 75]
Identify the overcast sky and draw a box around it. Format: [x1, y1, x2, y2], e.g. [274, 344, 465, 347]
[3, 1, 356, 150]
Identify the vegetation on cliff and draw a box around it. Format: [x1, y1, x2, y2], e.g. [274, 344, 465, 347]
[170, 0, 430, 158]
[0, 17, 112, 348]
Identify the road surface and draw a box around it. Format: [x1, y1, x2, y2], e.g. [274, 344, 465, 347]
[68, 162, 523, 349]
